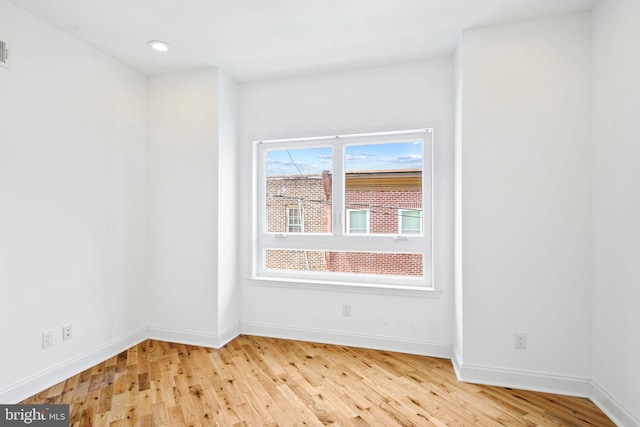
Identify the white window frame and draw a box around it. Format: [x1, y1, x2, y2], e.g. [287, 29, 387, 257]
[399, 209, 422, 235]
[286, 205, 304, 233]
[253, 129, 433, 289]
[346, 209, 370, 234]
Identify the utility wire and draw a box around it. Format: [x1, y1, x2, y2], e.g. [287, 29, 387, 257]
[267, 194, 422, 218]
[286, 150, 306, 177]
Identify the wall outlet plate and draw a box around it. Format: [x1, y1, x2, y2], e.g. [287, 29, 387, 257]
[42, 330, 53, 349]
[0, 36, 10, 70]
[63, 324, 72, 341]
[342, 304, 351, 317]
[514, 332, 527, 349]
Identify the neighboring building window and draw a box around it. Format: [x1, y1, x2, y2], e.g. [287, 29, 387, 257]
[399, 209, 422, 235]
[346, 209, 369, 234]
[286, 206, 303, 232]
[255, 129, 433, 288]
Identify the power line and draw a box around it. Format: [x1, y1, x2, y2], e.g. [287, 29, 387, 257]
[286, 150, 305, 177]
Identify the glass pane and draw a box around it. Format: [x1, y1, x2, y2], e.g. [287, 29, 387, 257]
[400, 209, 421, 234]
[345, 141, 422, 235]
[265, 250, 423, 278]
[266, 147, 332, 233]
[348, 210, 368, 233]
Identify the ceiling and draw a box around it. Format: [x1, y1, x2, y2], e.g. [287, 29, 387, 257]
[8, 0, 597, 81]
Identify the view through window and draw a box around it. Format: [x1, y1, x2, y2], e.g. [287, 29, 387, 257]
[255, 129, 432, 287]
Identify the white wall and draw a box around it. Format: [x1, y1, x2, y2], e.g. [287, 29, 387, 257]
[591, 0, 640, 424]
[238, 59, 454, 356]
[216, 70, 240, 343]
[147, 67, 239, 347]
[0, 0, 148, 402]
[147, 69, 220, 345]
[455, 12, 592, 395]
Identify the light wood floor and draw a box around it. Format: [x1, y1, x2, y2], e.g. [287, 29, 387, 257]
[21, 336, 614, 426]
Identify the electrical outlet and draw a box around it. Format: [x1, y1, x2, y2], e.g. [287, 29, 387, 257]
[342, 304, 351, 317]
[514, 332, 527, 349]
[62, 324, 72, 341]
[42, 330, 53, 349]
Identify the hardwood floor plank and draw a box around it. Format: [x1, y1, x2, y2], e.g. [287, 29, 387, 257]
[240, 389, 278, 425]
[20, 336, 614, 426]
[275, 383, 324, 426]
[93, 411, 113, 427]
[110, 393, 127, 422]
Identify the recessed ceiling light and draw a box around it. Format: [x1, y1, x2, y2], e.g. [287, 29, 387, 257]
[147, 40, 170, 52]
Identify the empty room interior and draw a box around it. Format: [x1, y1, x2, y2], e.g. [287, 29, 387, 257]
[0, 0, 638, 425]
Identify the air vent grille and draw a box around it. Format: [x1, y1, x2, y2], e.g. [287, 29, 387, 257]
[0, 38, 10, 69]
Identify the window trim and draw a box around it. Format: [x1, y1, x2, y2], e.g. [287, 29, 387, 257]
[253, 128, 434, 290]
[399, 209, 422, 235]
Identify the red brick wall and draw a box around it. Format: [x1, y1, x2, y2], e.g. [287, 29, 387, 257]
[326, 252, 423, 277]
[265, 250, 423, 277]
[345, 190, 422, 234]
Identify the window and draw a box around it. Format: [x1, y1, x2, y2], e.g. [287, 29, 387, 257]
[286, 206, 303, 232]
[254, 129, 433, 288]
[346, 209, 369, 234]
[399, 209, 422, 235]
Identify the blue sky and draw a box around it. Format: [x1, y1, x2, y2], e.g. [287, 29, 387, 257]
[266, 142, 423, 176]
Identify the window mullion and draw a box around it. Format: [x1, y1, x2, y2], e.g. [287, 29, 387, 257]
[332, 139, 345, 237]
[261, 234, 426, 252]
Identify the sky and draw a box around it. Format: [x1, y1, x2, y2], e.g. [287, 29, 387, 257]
[266, 142, 423, 176]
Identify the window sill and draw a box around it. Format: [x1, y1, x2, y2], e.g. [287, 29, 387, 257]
[248, 276, 441, 298]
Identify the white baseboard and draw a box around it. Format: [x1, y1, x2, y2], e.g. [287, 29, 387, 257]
[591, 380, 640, 427]
[146, 326, 218, 348]
[146, 324, 240, 349]
[240, 321, 452, 359]
[217, 323, 241, 348]
[0, 327, 147, 404]
[452, 356, 591, 397]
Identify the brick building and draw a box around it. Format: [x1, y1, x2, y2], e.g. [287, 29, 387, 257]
[265, 169, 422, 277]
[265, 174, 330, 272]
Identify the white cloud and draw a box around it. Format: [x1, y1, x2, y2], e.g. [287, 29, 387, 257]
[380, 154, 422, 164]
[267, 159, 292, 166]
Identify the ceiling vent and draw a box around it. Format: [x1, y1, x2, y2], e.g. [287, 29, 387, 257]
[0, 37, 10, 70]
